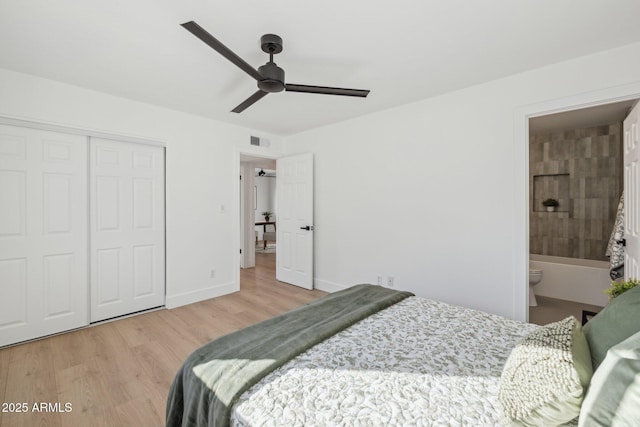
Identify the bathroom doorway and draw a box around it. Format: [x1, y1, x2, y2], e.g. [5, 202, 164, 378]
[527, 99, 638, 324]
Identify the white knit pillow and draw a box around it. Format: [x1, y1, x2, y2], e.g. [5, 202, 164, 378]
[498, 317, 592, 426]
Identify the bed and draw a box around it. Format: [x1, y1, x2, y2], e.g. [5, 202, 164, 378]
[167, 284, 640, 427]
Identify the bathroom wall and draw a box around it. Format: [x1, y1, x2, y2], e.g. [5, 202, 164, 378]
[529, 123, 623, 261]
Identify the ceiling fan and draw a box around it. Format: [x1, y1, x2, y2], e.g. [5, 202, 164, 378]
[181, 21, 370, 113]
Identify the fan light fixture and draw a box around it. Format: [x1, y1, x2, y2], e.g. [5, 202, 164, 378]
[181, 21, 370, 113]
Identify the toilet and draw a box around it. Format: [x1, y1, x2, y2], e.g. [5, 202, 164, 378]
[529, 269, 543, 307]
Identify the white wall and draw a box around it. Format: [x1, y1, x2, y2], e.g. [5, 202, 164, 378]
[284, 42, 640, 320]
[0, 68, 284, 308]
[255, 175, 276, 218]
[4, 41, 640, 321]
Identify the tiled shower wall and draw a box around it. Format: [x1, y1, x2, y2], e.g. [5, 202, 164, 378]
[529, 124, 623, 261]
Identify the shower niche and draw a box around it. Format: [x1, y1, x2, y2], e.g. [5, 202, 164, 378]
[532, 173, 570, 213]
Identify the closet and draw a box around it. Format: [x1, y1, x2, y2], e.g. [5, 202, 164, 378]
[0, 123, 165, 347]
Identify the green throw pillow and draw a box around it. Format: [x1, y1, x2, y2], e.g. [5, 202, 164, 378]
[578, 331, 640, 427]
[583, 284, 640, 370]
[499, 317, 593, 426]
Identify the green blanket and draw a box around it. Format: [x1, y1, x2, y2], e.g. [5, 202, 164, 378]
[166, 284, 413, 427]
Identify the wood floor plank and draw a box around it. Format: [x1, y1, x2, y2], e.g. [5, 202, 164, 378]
[132, 340, 182, 391]
[119, 369, 168, 420]
[0, 345, 11, 426]
[111, 315, 155, 349]
[55, 362, 113, 426]
[3, 340, 62, 427]
[0, 253, 327, 426]
[48, 326, 93, 372]
[114, 396, 164, 427]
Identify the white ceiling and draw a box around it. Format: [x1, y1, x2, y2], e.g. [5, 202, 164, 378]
[2, 0, 640, 136]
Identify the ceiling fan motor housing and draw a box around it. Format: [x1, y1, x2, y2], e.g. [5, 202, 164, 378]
[258, 62, 285, 92]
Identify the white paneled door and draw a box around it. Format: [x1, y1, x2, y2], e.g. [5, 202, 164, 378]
[90, 138, 165, 322]
[0, 125, 88, 347]
[624, 103, 640, 280]
[276, 153, 314, 289]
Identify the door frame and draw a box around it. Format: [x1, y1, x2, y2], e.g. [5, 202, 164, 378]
[514, 81, 640, 322]
[0, 115, 165, 148]
[239, 161, 255, 269]
[623, 103, 640, 281]
[233, 150, 279, 290]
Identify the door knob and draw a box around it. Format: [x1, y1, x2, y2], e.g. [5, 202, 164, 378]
[300, 226, 314, 231]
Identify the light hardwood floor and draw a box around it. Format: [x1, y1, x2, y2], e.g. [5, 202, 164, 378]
[0, 253, 326, 427]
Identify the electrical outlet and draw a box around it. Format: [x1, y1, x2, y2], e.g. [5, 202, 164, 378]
[387, 276, 394, 287]
[210, 269, 216, 278]
[377, 275, 383, 286]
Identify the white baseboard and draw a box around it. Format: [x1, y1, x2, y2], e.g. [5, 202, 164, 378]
[314, 278, 348, 293]
[165, 281, 238, 309]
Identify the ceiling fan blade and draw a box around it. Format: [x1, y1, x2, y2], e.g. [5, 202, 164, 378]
[231, 90, 269, 113]
[181, 21, 263, 81]
[285, 84, 370, 98]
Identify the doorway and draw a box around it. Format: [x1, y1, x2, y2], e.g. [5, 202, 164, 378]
[525, 99, 638, 324]
[255, 167, 277, 254]
[239, 154, 277, 289]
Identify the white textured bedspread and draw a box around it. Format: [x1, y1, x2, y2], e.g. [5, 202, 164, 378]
[230, 296, 541, 427]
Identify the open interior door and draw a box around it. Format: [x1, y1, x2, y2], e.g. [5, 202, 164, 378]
[276, 153, 314, 289]
[624, 102, 640, 280]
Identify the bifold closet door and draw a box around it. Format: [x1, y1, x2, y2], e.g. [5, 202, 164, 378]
[0, 125, 88, 347]
[90, 138, 165, 322]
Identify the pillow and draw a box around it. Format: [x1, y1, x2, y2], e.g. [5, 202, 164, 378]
[498, 317, 593, 426]
[583, 284, 640, 370]
[578, 331, 640, 427]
